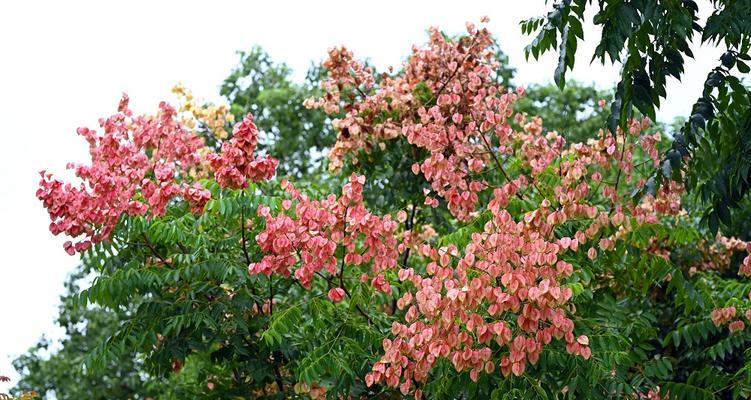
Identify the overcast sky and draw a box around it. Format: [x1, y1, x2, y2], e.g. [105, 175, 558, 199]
[0, 0, 724, 391]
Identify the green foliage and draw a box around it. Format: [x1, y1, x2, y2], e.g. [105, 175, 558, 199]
[221, 47, 335, 178]
[12, 264, 160, 399]
[78, 183, 296, 396]
[17, 30, 751, 400]
[515, 81, 612, 143]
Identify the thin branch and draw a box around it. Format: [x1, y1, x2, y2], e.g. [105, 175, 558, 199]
[337, 206, 373, 324]
[239, 191, 252, 265]
[272, 362, 286, 396]
[400, 203, 418, 268]
[354, 85, 368, 99]
[315, 271, 334, 288]
[239, 190, 266, 314]
[431, 35, 480, 102]
[610, 127, 629, 212]
[479, 132, 524, 201]
[268, 276, 274, 315]
[392, 203, 417, 314]
[141, 232, 172, 268]
[175, 241, 189, 254]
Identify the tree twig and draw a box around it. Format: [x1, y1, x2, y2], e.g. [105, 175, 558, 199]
[337, 206, 373, 324]
[141, 232, 172, 268]
[479, 132, 525, 201]
[239, 191, 252, 265]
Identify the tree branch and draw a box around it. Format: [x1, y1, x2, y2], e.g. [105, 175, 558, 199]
[141, 232, 172, 268]
[337, 206, 373, 324]
[479, 132, 524, 201]
[240, 191, 252, 265]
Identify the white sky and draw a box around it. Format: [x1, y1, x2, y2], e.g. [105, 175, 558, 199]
[0, 0, 724, 392]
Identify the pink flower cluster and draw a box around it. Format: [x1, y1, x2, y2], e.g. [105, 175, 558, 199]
[640, 386, 668, 400]
[306, 21, 522, 220]
[303, 46, 375, 116]
[37, 94, 277, 254]
[729, 320, 746, 333]
[740, 243, 751, 277]
[360, 107, 688, 396]
[298, 19, 705, 394]
[710, 306, 737, 326]
[207, 113, 278, 189]
[711, 305, 751, 334]
[248, 174, 400, 292]
[328, 287, 346, 302]
[37, 94, 210, 254]
[639, 132, 662, 167]
[687, 235, 751, 275]
[306, 19, 678, 227]
[365, 182, 590, 394]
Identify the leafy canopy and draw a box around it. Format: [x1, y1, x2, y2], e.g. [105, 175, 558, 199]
[15, 17, 751, 400]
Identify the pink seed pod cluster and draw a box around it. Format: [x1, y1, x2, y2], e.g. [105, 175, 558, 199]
[37, 94, 277, 254]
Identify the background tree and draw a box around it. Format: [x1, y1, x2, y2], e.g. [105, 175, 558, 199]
[515, 80, 611, 143]
[221, 47, 335, 178]
[14, 47, 336, 399]
[12, 263, 160, 399]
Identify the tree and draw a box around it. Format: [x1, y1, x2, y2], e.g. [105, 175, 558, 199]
[29, 19, 751, 399]
[514, 80, 612, 143]
[15, 47, 339, 399]
[523, 0, 751, 234]
[15, 39, 623, 398]
[220, 47, 336, 179]
[12, 263, 160, 399]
